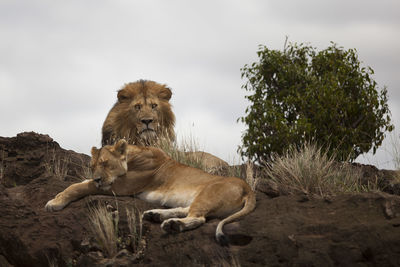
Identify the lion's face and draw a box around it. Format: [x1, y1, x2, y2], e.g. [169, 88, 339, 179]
[118, 90, 162, 143]
[102, 80, 176, 146]
[90, 140, 128, 190]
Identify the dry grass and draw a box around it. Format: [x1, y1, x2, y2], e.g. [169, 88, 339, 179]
[264, 142, 369, 197]
[45, 254, 58, 267]
[245, 161, 259, 191]
[389, 132, 400, 170]
[388, 132, 400, 183]
[156, 135, 206, 171]
[77, 155, 92, 180]
[87, 202, 119, 257]
[126, 207, 143, 252]
[44, 148, 70, 180]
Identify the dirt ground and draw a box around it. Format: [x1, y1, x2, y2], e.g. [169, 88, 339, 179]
[1, 132, 400, 266]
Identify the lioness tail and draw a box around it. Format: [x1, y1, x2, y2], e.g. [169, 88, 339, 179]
[215, 191, 256, 245]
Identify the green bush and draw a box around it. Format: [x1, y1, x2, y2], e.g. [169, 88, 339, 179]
[239, 41, 394, 162]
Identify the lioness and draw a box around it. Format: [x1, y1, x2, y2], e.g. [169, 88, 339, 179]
[45, 140, 256, 244]
[102, 80, 176, 146]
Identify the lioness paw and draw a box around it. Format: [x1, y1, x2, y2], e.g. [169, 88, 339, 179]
[143, 210, 163, 223]
[161, 219, 184, 233]
[45, 199, 66, 212]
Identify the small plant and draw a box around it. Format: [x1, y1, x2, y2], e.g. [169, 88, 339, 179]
[389, 132, 400, 170]
[156, 135, 206, 171]
[87, 202, 119, 257]
[45, 254, 58, 267]
[77, 155, 92, 180]
[126, 207, 143, 252]
[44, 148, 70, 180]
[245, 162, 259, 191]
[264, 142, 367, 197]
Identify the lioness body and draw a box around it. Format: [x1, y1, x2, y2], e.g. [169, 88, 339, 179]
[45, 140, 256, 244]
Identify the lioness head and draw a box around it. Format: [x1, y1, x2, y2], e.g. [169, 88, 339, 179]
[102, 80, 176, 146]
[90, 139, 129, 190]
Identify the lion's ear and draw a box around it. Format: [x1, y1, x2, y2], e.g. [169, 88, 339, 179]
[117, 89, 130, 102]
[114, 139, 128, 156]
[91, 147, 100, 162]
[158, 86, 172, 101]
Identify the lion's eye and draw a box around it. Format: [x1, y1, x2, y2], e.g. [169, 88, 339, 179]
[135, 104, 142, 111]
[151, 103, 157, 109]
[108, 165, 115, 170]
[100, 160, 108, 167]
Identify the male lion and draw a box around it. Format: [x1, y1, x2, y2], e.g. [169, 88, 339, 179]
[102, 79, 229, 169]
[45, 140, 256, 245]
[102, 80, 175, 146]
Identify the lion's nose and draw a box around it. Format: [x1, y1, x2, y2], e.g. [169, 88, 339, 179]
[141, 119, 153, 127]
[93, 177, 101, 183]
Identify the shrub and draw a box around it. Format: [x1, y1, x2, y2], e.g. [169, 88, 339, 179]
[239, 40, 394, 163]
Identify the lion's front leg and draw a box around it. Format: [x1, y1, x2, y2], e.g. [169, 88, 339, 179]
[45, 179, 102, 211]
[143, 207, 189, 223]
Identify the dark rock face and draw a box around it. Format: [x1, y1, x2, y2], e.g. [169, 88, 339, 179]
[1, 132, 400, 266]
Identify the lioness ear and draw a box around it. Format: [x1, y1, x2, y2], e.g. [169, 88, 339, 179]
[158, 86, 172, 101]
[91, 147, 100, 157]
[114, 139, 128, 156]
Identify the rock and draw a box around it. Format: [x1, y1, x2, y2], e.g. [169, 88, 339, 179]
[1, 132, 400, 266]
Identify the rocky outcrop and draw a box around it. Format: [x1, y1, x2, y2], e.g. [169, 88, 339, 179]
[1, 132, 400, 266]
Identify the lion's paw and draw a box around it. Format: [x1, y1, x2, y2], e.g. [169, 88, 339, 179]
[143, 210, 163, 223]
[161, 219, 184, 233]
[45, 198, 66, 212]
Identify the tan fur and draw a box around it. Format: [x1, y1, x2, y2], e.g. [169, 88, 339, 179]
[184, 151, 229, 170]
[102, 80, 175, 146]
[45, 140, 256, 244]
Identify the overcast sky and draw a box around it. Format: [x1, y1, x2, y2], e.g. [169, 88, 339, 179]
[1, 0, 399, 169]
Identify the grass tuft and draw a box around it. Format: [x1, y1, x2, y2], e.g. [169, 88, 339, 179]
[156, 135, 206, 170]
[245, 161, 259, 191]
[264, 142, 369, 197]
[44, 148, 70, 180]
[77, 155, 92, 181]
[126, 207, 143, 252]
[87, 202, 119, 257]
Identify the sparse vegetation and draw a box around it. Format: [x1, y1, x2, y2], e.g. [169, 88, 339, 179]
[263, 142, 372, 197]
[245, 161, 259, 191]
[45, 254, 58, 267]
[87, 202, 119, 257]
[156, 135, 206, 171]
[157, 136, 248, 181]
[126, 207, 143, 252]
[44, 148, 70, 180]
[87, 200, 144, 258]
[389, 132, 400, 170]
[76, 155, 92, 180]
[389, 132, 400, 183]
